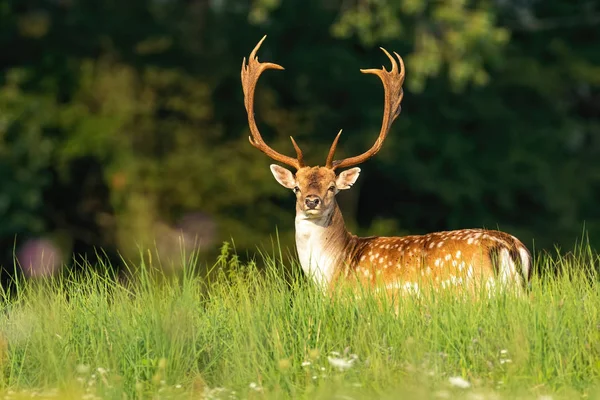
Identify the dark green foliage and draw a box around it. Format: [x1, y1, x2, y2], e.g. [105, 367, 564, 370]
[0, 0, 598, 271]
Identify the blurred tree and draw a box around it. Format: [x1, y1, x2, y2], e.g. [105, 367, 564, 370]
[0, 0, 598, 277]
[251, 0, 510, 92]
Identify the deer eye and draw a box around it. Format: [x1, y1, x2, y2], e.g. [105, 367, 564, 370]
[293, 186, 300, 194]
[328, 185, 336, 192]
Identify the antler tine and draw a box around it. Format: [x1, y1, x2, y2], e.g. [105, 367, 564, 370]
[325, 129, 342, 168]
[329, 47, 405, 170]
[241, 35, 305, 170]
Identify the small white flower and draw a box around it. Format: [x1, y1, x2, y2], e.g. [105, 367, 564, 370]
[249, 382, 262, 392]
[500, 359, 512, 364]
[312, 375, 318, 380]
[327, 356, 356, 371]
[448, 376, 471, 389]
[301, 361, 311, 367]
[500, 349, 508, 355]
[175, 384, 182, 389]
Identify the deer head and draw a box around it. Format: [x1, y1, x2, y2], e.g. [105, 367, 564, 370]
[241, 36, 405, 222]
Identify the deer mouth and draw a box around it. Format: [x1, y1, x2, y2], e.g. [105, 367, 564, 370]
[302, 208, 325, 218]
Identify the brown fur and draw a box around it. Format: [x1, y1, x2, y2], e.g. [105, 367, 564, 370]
[342, 228, 530, 290]
[276, 165, 531, 293]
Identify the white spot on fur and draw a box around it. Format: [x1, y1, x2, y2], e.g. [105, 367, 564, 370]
[467, 238, 474, 244]
[455, 250, 461, 258]
[445, 254, 451, 261]
[437, 241, 444, 248]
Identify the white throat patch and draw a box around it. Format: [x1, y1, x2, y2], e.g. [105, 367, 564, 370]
[295, 212, 340, 288]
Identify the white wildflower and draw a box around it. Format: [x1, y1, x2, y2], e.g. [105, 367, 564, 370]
[448, 376, 471, 389]
[203, 387, 227, 400]
[500, 349, 508, 355]
[500, 359, 512, 364]
[327, 356, 356, 371]
[249, 382, 262, 392]
[301, 361, 311, 367]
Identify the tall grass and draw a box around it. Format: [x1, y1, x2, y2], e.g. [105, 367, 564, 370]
[0, 241, 599, 399]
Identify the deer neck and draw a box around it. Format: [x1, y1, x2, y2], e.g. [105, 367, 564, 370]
[295, 202, 351, 288]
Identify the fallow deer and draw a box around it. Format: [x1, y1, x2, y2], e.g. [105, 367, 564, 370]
[241, 36, 531, 294]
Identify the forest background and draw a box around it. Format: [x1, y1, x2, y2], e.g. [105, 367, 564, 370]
[1, 0, 599, 278]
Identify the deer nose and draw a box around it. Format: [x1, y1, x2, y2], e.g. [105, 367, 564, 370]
[304, 196, 321, 209]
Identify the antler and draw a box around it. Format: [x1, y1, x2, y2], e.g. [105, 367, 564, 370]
[241, 36, 305, 170]
[326, 48, 405, 170]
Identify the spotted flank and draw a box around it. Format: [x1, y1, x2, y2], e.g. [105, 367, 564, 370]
[347, 228, 531, 291]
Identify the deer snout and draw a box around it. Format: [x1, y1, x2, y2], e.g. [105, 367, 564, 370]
[304, 195, 321, 210]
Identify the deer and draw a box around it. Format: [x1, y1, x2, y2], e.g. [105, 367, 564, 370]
[241, 36, 532, 295]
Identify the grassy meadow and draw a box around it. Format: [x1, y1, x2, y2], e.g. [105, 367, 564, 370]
[1, 241, 599, 400]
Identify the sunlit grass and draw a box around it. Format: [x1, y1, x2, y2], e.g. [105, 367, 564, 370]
[0, 241, 599, 399]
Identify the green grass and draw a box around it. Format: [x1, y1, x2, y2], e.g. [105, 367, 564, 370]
[1, 241, 600, 400]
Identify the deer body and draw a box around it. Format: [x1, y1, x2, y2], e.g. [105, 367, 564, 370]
[241, 36, 532, 292]
[295, 202, 530, 291]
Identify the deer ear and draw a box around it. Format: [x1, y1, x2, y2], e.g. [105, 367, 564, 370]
[336, 167, 361, 190]
[270, 165, 297, 189]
